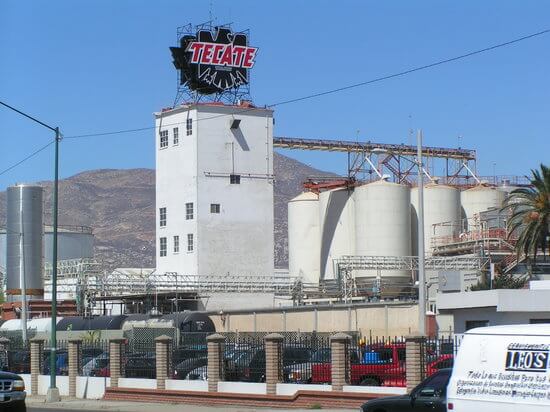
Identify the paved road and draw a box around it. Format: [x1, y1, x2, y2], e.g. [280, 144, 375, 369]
[27, 401, 357, 412]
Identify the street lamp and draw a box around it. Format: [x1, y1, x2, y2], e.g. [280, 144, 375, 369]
[0, 101, 61, 402]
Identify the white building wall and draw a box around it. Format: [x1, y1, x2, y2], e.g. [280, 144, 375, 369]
[155, 107, 198, 275]
[196, 107, 273, 277]
[155, 104, 274, 278]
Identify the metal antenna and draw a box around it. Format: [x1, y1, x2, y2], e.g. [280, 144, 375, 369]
[209, 0, 214, 24]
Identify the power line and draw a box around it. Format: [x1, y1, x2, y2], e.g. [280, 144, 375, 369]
[3, 27, 550, 176]
[269, 28, 550, 107]
[0, 140, 54, 178]
[0, 101, 57, 132]
[63, 27, 550, 140]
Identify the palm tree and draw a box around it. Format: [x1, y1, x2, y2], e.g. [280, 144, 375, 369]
[502, 164, 550, 265]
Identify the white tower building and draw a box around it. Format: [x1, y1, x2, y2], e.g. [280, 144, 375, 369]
[155, 103, 274, 279]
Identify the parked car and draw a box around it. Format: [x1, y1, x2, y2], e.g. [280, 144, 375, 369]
[182, 349, 252, 381]
[232, 346, 312, 382]
[185, 365, 207, 380]
[172, 355, 207, 380]
[360, 368, 451, 412]
[312, 342, 453, 387]
[380, 355, 454, 387]
[124, 352, 156, 378]
[81, 348, 106, 369]
[284, 348, 361, 383]
[284, 348, 331, 383]
[83, 352, 110, 376]
[43, 351, 69, 376]
[0, 371, 27, 412]
[94, 365, 110, 377]
[6, 351, 30, 374]
[312, 343, 406, 386]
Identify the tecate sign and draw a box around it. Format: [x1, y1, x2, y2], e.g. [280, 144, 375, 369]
[170, 27, 258, 94]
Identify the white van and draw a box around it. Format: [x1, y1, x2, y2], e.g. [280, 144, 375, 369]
[447, 324, 550, 411]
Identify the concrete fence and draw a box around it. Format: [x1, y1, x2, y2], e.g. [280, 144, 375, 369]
[14, 333, 429, 398]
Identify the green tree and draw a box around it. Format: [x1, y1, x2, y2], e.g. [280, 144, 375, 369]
[470, 271, 528, 291]
[502, 164, 550, 264]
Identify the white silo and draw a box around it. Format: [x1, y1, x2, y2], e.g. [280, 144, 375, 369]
[461, 185, 507, 231]
[319, 187, 355, 280]
[355, 180, 411, 283]
[288, 192, 321, 284]
[411, 183, 461, 255]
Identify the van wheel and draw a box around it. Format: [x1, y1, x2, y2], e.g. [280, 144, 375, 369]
[360, 377, 380, 386]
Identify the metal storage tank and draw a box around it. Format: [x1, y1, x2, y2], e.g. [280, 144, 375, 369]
[0, 318, 56, 333]
[56, 315, 127, 331]
[411, 183, 461, 255]
[319, 187, 355, 280]
[6, 185, 44, 301]
[44, 225, 94, 263]
[354, 180, 411, 282]
[288, 192, 320, 284]
[161, 311, 216, 332]
[461, 185, 507, 231]
[1, 227, 93, 275]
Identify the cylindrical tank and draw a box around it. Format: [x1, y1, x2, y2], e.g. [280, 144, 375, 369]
[411, 183, 461, 255]
[44, 225, 94, 263]
[461, 185, 507, 231]
[6, 185, 44, 301]
[355, 180, 411, 283]
[288, 192, 320, 283]
[319, 188, 355, 280]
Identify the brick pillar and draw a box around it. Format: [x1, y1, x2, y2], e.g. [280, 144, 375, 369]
[330, 332, 351, 391]
[406, 335, 426, 393]
[68, 338, 82, 398]
[30, 338, 44, 396]
[206, 333, 225, 392]
[155, 335, 172, 390]
[264, 333, 284, 395]
[109, 338, 125, 388]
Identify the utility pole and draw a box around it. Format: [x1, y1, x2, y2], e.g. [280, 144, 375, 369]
[49, 126, 61, 402]
[0, 100, 61, 402]
[417, 130, 426, 336]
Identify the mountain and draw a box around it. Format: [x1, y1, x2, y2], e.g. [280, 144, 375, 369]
[0, 152, 335, 271]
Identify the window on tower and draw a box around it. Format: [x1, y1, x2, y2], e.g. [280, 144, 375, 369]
[186, 118, 193, 136]
[173, 127, 179, 145]
[160, 237, 167, 257]
[230, 174, 241, 184]
[210, 203, 221, 214]
[187, 233, 194, 252]
[159, 207, 167, 227]
[159, 130, 168, 149]
[186, 202, 194, 220]
[173, 235, 179, 253]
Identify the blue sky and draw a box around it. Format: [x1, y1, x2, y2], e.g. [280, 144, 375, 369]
[1, 1, 549, 190]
